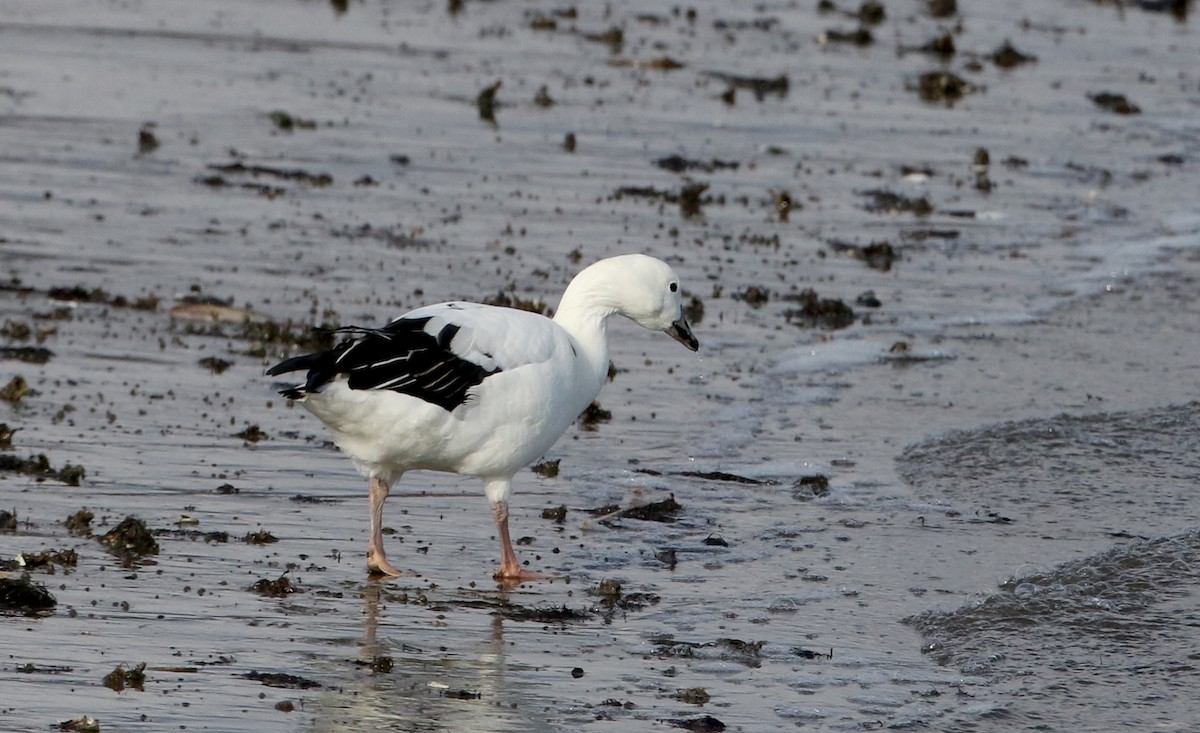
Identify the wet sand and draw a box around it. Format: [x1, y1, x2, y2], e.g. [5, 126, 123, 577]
[3, 1, 1200, 731]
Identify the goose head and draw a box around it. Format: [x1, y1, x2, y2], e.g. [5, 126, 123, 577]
[564, 254, 699, 351]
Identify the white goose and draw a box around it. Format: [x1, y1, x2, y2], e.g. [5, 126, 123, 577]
[267, 254, 698, 580]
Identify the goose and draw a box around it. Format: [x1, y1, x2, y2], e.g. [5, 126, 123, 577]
[267, 254, 698, 580]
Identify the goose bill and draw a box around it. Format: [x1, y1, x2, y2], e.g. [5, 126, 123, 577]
[667, 317, 699, 351]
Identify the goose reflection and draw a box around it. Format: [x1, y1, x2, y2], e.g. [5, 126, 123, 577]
[304, 581, 561, 733]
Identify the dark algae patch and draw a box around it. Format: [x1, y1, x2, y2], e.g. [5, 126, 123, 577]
[268, 110, 316, 132]
[441, 688, 483, 700]
[98, 516, 159, 566]
[577, 400, 612, 431]
[157, 527, 230, 543]
[914, 70, 977, 105]
[793, 474, 832, 500]
[493, 603, 590, 623]
[704, 71, 789, 101]
[2, 548, 78, 571]
[234, 424, 268, 443]
[783, 289, 856, 330]
[822, 27, 874, 46]
[826, 240, 898, 271]
[733, 285, 770, 308]
[673, 687, 711, 705]
[102, 662, 146, 693]
[990, 40, 1036, 68]
[0, 574, 57, 616]
[541, 504, 567, 522]
[16, 663, 75, 674]
[45, 285, 160, 310]
[65, 508, 94, 536]
[611, 182, 719, 219]
[205, 161, 333, 187]
[1089, 91, 1141, 115]
[250, 573, 302, 597]
[198, 356, 232, 374]
[482, 290, 549, 314]
[0, 346, 53, 364]
[137, 123, 159, 154]
[678, 182, 709, 219]
[664, 715, 727, 732]
[649, 635, 764, 668]
[0, 453, 86, 486]
[915, 31, 956, 58]
[589, 579, 660, 619]
[655, 155, 739, 174]
[477, 79, 502, 125]
[532, 459, 560, 478]
[603, 493, 682, 523]
[241, 670, 321, 690]
[0, 376, 30, 403]
[57, 716, 100, 733]
[860, 189, 933, 216]
[678, 470, 766, 485]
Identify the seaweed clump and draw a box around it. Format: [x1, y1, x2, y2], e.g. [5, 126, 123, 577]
[860, 189, 933, 216]
[532, 459, 560, 479]
[1089, 92, 1141, 115]
[578, 401, 612, 431]
[493, 603, 590, 624]
[0, 574, 57, 616]
[0, 453, 86, 486]
[793, 474, 832, 500]
[483, 291, 548, 315]
[0, 376, 29, 403]
[2, 548, 78, 571]
[250, 574, 302, 597]
[98, 516, 159, 566]
[242, 670, 321, 689]
[589, 579, 661, 620]
[664, 715, 727, 732]
[990, 40, 1036, 69]
[592, 494, 684, 525]
[65, 509, 94, 536]
[915, 70, 977, 105]
[235, 425, 269, 443]
[783, 290, 855, 330]
[102, 662, 146, 693]
[826, 240, 897, 271]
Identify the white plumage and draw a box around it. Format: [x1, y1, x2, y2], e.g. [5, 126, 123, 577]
[268, 254, 698, 580]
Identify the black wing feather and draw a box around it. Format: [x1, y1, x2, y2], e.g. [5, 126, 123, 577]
[266, 316, 500, 411]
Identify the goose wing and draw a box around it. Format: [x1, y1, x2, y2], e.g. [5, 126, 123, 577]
[267, 302, 563, 412]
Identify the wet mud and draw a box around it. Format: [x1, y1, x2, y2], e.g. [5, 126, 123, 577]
[2, 0, 1200, 731]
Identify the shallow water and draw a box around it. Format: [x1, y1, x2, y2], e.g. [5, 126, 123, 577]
[2, 0, 1199, 731]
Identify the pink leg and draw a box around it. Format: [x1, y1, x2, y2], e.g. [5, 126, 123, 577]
[367, 476, 407, 577]
[491, 500, 543, 581]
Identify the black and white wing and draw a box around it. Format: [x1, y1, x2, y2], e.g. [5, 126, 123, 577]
[267, 302, 560, 412]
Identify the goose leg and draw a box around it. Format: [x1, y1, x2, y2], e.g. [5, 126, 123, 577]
[367, 476, 406, 576]
[490, 499, 543, 581]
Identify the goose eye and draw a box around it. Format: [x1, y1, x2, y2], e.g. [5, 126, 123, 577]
[669, 282, 678, 293]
